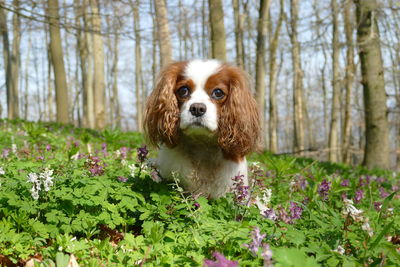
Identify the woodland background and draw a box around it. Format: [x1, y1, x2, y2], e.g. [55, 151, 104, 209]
[0, 0, 399, 170]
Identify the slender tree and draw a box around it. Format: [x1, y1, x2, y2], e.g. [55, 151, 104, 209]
[74, 0, 93, 128]
[9, 0, 21, 119]
[47, 0, 69, 124]
[154, 0, 172, 66]
[342, 0, 356, 164]
[355, 0, 390, 169]
[208, 0, 227, 61]
[90, 0, 106, 130]
[0, 1, 12, 118]
[268, 0, 284, 153]
[132, 0, 143, 132]
[289, 0, 305, 155]
[232, 0, 244, 68]
[255, 0, 272, 148]
[328, 0, 341, 162]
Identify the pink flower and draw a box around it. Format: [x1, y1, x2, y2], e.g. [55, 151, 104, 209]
[231, 174, 249, 205]
[243, 227, 266, 257]
[318, 179, 331, 200]
[203, 252, 238, 267]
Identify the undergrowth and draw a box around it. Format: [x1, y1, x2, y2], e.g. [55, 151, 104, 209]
[0, 119, 399, 266]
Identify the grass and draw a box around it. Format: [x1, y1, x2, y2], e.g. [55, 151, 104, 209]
[0, 119, 399, 266]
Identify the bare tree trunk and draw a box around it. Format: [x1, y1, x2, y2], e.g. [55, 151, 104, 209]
[355, 0, 390, 169]
[208, 0, 227, 61]
[232, 0, 244, 68]
[23, 33, 31, 120]
[9, 0, 21, 119]
[154, 0, 172, 66]
[0, 1, 12, 119]
[201, 0, 209, 58]
[342, 0, 355, 164]
[150, 0, 157, 83]
[45, 28, 54, 121]
[255, 0, 272, 149]
[268, 0, 284, 153]
[328, 0, 341, 162]
[47, 0, 69, 124]
[90, 0, 106, 130]
[132, 0, 143, 132]
[289, 0, 305, 155]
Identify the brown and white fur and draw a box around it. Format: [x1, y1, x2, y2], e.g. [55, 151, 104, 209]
[144, 59, 260, 199]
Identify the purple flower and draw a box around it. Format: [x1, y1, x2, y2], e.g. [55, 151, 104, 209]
[194, 202, 200, 209]
[231, 174, 249, 204]
[120, 147, 128, 159]
[358, 176, 370, 187]
[137, 145, 148, 162]
[289, 202, 303, 221]
[36, 155, 44, 161]
[2, 149, 10, 158]
[243, 227, 266, 257]
[392, 185, 399, 192]
[117, 176, 128, 183]
[45, 144, 52, 151]
[261, 243, 273, 267]
[150, 170, 162, 183]
[379, 187, 389, 198]
[85, 156, 106, 176]
[263, 208, 278, 221]
[340, 179, 350, 187]
[203, 252, 238, 267]
[374, 201, 382, 211]
[354, 189, 364, 204]
[318, 179, 331, 200]
[277, 206, 291, 224]
[375, 177, 386, 184]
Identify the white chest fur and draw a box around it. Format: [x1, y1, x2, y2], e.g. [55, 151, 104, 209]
[155, 142, 248, 199]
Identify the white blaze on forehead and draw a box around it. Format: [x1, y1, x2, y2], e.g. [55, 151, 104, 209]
[184, 59, 222, 87]
[179, 60, 222, 132]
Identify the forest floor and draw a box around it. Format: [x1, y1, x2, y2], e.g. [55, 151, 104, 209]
[0, 119, 399, 266]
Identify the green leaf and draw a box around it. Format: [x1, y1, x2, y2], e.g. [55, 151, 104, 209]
[55, 252, 70, 267]
[369, 220, 394, 250]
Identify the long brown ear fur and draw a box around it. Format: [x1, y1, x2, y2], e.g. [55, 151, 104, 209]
[143, 61, 187, 147]
[218, 65, 261, 160]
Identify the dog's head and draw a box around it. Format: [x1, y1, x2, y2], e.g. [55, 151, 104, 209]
[144, 59, 260, 160]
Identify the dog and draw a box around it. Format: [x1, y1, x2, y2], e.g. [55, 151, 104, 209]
[144, 59, 260, 198]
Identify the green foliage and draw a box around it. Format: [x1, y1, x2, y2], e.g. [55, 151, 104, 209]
[0, 119, 399, 266]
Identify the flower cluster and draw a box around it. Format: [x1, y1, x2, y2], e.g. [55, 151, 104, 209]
[0, 166, 5, 176]
[318, 179, 331, 200]
[2, 148, 10, 158]
[231, 174, 249, 205]
[342, 198, 374, 237]
[203, 252, 238, 267]
[242, 227, 273, 266]
[254, 189, 272, 215]
[85, 156, 106, 176]
[289, 202, 303, 221]
[289, 174, 308, 192]
[137, 145, 148, 163]
[27, 168, 54, 200]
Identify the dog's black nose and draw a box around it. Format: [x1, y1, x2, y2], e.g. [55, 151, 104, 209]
[189, 103, 207, 117]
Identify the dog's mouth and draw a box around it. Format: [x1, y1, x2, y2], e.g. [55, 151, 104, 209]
[181, 121, 215, 136]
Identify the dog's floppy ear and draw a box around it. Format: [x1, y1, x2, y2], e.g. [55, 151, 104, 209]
[144, 61, 187, 147]
[218, 65, 261, 160]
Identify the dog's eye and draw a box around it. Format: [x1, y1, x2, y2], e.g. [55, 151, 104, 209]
[177, 86, 190, 98]
[211, 88, 225, 100]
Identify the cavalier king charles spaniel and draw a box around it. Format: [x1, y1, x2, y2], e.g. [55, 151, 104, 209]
[144, 59, 260, 199]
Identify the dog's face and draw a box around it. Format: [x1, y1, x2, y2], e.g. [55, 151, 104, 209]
[144, 59, 260, 159]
